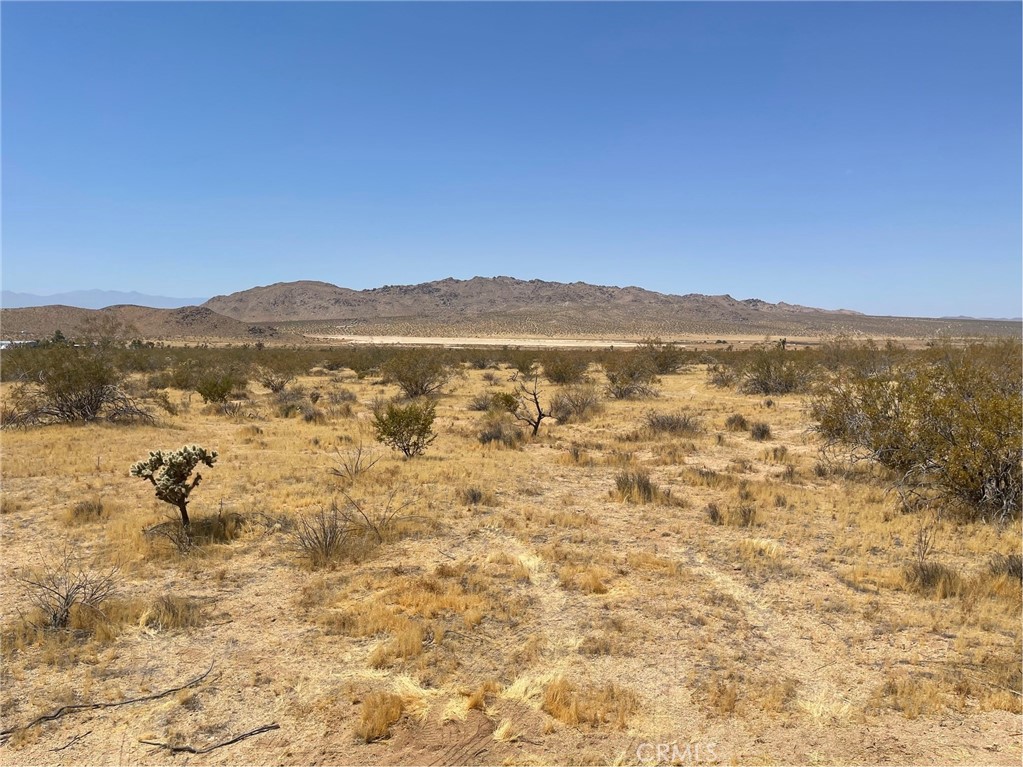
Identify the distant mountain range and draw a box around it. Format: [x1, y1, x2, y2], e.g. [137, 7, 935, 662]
[1, 277, 1019, 341]
[1, 289, 209, 310]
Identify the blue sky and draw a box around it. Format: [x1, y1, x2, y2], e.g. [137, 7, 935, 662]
[2, 1, 1020, 318]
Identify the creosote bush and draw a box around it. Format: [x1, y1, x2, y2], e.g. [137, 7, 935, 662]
[381, 350, 450, 398]
[3, 347, 152, 427]
[603, 353, 659, 399]
[811, 341, 1022, 520]
[541, 352, 590, 385]
[372, 400, 436, 458]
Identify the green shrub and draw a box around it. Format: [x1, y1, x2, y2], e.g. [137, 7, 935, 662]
[372, 400, 437, 458]
[603, 353, 659, 399]
[811, 341, 1022, 520]
[639, 338, 687, 374]
[541, 352, 589, 385]
[2, 347, 152, 427]
[195, 368, 246, 404]
[739, 348, 809, 395]
[382, 350, 449, 398]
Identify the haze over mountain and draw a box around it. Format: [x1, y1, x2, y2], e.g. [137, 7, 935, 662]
[1, 289, 209, 310]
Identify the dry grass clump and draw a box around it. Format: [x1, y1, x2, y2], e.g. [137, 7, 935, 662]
[145, 511, 246, 555]
[724, 413, 749, 431]
[870, 673, 945, 719]
[541, 677, 638, 728]
[138, 595, 206, 631]
[459, 485, 493, 506]
[903, 560, 964, 599]
[988, 553, 1022, 582]
[466, 679, 503, 711]
[736, 538, 788, 575]
[706, 502, 758, 527]
[644, 409, 702, 436]
[558, 563, 610, 594]
[368, 621, 426, 668]
[702, 674, 740, 715]
[477, 412, 524, 448]
[66, 497, 105, 524]
[749, 421, 772, 441]
[611, 470, 676, 505]
[356, 691, 405, 742]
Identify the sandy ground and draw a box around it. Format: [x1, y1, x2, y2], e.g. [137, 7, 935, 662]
[1, 363, 1019, 766]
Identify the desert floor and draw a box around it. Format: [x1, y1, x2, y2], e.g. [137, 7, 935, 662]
[1, 362, 1020, 765]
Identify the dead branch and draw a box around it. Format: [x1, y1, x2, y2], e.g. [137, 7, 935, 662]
[0, 663, 215, 745]
[49, 731, 91, 752]
[139, 723, 280, 754]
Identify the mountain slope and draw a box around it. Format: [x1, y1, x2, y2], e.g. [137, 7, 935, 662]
[0, 305, 279, 341]
[204, 276, 862, 324]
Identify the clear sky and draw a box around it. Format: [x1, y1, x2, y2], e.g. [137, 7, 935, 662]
[2, 1, 1020, 318]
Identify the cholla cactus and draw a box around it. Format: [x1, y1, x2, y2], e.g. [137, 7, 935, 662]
[130, 445, 218, 527]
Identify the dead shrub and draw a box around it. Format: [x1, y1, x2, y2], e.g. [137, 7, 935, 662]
[749, 422, 772, 441]
[293, 506, 352, 569]
[550, 385, 603, 424]
[13, 549, 119, 631]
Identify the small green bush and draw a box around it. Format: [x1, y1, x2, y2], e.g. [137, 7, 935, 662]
[604, 353, 659, 399]
[811, 341, 1022, 520]
[541, 352, 589, 385]
[372, 400, 437, 458]
[382, 350, 450, 398]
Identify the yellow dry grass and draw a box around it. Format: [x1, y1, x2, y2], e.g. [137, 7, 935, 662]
[0, 359, 1020, 765]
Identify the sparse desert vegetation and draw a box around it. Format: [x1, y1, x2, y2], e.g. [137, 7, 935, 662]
[0, 337, 1020, 765]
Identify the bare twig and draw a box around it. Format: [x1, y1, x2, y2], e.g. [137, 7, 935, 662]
[0, 663, 215, 745]
[139, 723, 280, 754]
[49, 730, 91, 752]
